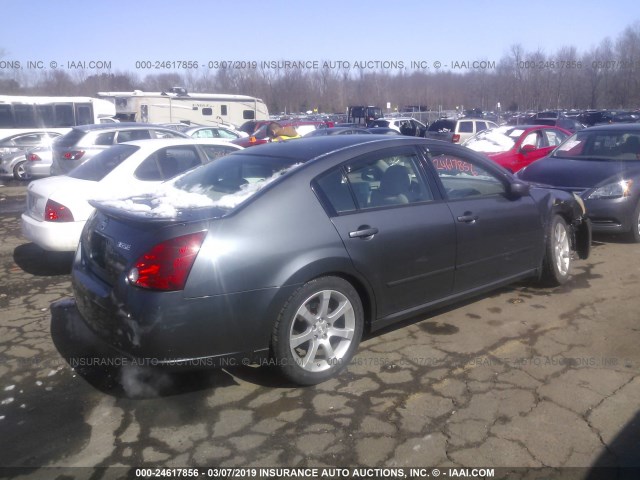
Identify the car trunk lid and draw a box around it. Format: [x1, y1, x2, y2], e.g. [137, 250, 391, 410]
[26, 176, 97, 221]
[81, 201, 227, 286]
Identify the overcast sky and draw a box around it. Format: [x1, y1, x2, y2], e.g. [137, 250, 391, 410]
[2, 0, 638, 75]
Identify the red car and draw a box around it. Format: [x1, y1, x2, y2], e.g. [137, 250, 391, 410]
[463, 125, 571, 172]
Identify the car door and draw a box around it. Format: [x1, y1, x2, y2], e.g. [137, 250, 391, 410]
[425, 145, 543, 293]
[315, 146, 457, 322]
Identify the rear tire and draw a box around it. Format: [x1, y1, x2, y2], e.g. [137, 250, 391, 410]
[541, 215, 572, 286]
[271, 276, 364, 385]
[13, 161, 29, 181]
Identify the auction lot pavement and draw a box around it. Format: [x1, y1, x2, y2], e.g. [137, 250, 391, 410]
[1, 179, 639, 479]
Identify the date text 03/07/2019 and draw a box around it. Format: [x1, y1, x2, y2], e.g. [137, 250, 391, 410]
[132, 467, 497, 478]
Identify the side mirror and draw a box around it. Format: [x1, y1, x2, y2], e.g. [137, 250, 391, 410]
[520, 144, 536, 154]
[509, 181, 530, 197]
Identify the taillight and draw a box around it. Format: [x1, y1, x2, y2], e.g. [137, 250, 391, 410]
[63, 150, 85, 160]
[28, 153, 41, 161]
[249, 136, 257, 144]
[127, 231, 207, 291]
[452, 134, 461, 143]
[45, 199, 74, 222]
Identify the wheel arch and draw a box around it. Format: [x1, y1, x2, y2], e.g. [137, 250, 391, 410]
[283, 259, 376, 328]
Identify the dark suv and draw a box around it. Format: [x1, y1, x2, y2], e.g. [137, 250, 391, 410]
[50, 123, 188, 175]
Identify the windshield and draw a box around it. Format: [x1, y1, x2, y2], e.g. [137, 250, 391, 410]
[96, 153, 304, 218]
[173, 153, 299, 202]
[464, 126, 522, 153]
[427, 120, 456, 132]
[68, 144, 139, 181]
[552, 130, 640, 161]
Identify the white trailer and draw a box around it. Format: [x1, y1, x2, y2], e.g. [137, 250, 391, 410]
[97, 88, 269, 129]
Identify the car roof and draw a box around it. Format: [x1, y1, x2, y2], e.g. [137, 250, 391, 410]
[184, 125, 236, 133]
[121, 138, 244, 150]
[237, 135, 427, 162]
[378, 117, 417, 121]
[502, 124, 568, 132]
[580, 123, 640, 132]
[70, 122, 178, 132]
[0, 131, 62, 140]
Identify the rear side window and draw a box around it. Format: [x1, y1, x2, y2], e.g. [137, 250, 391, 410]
[192, 129, 215, 138]
[458, 121, 473, 133]
[316, 169, 356, 214]
[217, 129, 238, 139]
[135, 146, 202, 181]
[199, 145, 239, 163]
[152, 129, 186, 139]
[56, 129, 86, 147]
[12, 133, 46, 146]
[428, 120, 456, 132]
[94, 131, 116, 146]
[116, 130, 152, 143]
[68, 144, 139, 181]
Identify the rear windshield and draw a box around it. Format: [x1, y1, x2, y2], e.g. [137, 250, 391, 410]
[173, 153, 301, 207]
[68, 144, 139, 181]
[55, 129, 86, 147]
[428, 120, 456, 132]
[552, 131, 640, 161]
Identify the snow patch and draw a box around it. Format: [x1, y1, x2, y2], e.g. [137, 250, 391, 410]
[97, 163, 303, 218]
[465, 128, 516, 153]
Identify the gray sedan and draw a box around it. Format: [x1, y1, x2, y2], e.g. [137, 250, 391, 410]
[71, 136, 591, 385]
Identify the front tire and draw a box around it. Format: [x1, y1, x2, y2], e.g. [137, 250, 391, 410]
[271, 276, 364, 385]
[541, 215, 572, 286]
[13, 161, 29, 181]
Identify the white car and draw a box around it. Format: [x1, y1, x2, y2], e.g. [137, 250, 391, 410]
[183, 125, 248, 140]
[369, 117, 427, 136]
[21, 139, 242, 251]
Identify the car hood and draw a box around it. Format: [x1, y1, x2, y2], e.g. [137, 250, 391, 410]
[486, 150, 516, 161]
[518, 156, 640, 188]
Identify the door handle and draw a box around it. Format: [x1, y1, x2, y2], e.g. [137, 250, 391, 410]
[349, 227, 379, 238]
[457, 213, 479, 223]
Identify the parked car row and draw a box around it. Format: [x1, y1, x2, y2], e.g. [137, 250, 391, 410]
[0, 123, 250, 181]
[14, 116, 640, 387]
[0, 131, 62, 180]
